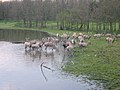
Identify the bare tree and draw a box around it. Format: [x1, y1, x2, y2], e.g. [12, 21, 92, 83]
[1, 0, 120, 33]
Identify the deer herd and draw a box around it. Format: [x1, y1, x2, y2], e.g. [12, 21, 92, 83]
[24, 32, 120, 53]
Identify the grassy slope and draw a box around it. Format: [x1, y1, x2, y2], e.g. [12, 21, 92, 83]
[0, 21, 120, 90]
[64, 37, 120, 90]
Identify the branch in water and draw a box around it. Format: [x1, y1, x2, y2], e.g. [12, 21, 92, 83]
[40, 62, 48, 81]
[40, 62, 55, 81]
[42, 65, 55, 72]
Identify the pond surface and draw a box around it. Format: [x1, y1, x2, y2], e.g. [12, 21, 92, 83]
[0, 29, 102, 90]
[0, 29, 51, 42]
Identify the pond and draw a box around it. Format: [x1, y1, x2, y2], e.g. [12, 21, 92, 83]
[0, 29, 102, 90]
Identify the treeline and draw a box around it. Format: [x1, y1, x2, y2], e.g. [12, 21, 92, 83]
[0, 0, 120, 33]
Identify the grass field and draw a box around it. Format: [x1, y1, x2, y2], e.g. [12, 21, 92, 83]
[63, 37, 120, 90]
[0, 21, 120, 90]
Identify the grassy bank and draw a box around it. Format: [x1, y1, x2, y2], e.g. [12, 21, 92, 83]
[0, 21, 120, 90]
[63, 37, 120, 90]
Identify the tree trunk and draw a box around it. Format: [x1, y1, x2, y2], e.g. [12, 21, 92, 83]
[118, 22, 120, 31]
[96, 22, 99, 33]
[91, 22, 94, 31]
[29, 20, 32, 28]
[57, 21, 59, 29]
[103, 23, 105, 30]
[60, 21, 64, 30]
[79, 23, 83, 31]
[36, 19, 38, 27]
[110, 22, 113, 33]
[23, 18, 26, 26]
[99, 23, 101, 31]
[87, 21, 89, 32]
[118, 22, 120, 33]
[76, 22, 79, 30]
[41, 21, 44, 28]
[113, 22, 116, 32]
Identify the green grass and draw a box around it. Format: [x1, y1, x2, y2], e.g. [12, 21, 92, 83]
[1, 21, 120, 90]
[63, 38, 120, 90]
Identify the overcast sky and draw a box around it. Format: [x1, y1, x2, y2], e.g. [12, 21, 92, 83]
[0, 0, 22, 2]
[0, 0, 100, 2]
[0, 0, 11, 2]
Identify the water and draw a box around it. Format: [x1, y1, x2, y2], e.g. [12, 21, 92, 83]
[0, 29, 103, 90]
[0, 29, 51, 41]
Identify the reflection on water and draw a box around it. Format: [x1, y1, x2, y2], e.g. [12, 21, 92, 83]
[0, 42, 103, 90]
[0, 29, 103, 90]
[0, 29, 50, 42]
